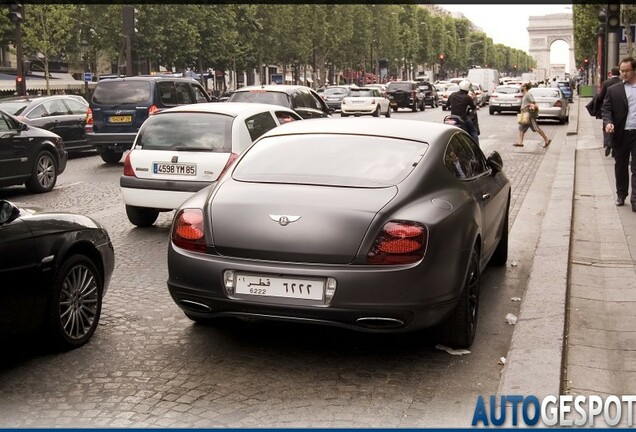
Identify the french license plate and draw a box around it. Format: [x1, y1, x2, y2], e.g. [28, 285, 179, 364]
[235, 273, 325, 301]
[108, 115, 132, 124]
[501, 103, 511, 107]
[352, 100, 364, 104]
[390, 102, 397, 106]
[153, 162, 197, 175]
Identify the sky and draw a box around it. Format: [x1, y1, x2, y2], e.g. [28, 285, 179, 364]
[441, 4, 573, 69]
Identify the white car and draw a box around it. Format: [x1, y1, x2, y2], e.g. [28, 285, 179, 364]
[120, 102, 302, 227]
[340, 87, 391, 117]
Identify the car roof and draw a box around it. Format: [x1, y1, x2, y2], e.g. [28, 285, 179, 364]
[158, 102, 297, 116]
[234, 85, 315, 94]
[260, 118, 450, 143]
[96, 76, 200, 83]
[0, 94, 80, 103]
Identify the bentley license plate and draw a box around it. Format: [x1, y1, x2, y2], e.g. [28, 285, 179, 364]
[153, 162, 197, 175]
[235, 273, 324, 300]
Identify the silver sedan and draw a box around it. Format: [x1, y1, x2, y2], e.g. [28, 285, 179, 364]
[167, 118, 511, 348]
[528, 87, 570, 124]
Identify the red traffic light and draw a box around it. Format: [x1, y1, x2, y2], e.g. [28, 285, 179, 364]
[584, 57, 589, 64]
[439, 54, 445, 60]
[16, 76, 23, 83]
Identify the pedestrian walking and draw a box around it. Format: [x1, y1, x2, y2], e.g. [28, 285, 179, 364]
[514, 83, 551, 148]
[594, 66, 622, 156]
[601, 57, 636, 211]
[550, 78, 560, 89]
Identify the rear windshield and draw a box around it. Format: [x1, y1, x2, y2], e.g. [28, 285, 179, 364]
[530, 89, 561, 98]
[387, 82, 413, 91]
[92, 81, 151, 105]
[495, 86, 520, 94]
[134, 112, 233, 152]
[0, 101, 29, 115]
[228, 91, 289, 107]
[347, 89, 374, 97]
[323, 87, 350, 95]
[233, 134, 427, 188]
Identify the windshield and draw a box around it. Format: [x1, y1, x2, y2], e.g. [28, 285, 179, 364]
[530, 89, 561, 98]
[495, 86, 520, 94]
[135, 112, 233, 152]
[323, 87, 350, 95]
[233, 134, 427, 188]
[387, 82, 413, 91]
[92, 81, 151, 105]
[347, 89, 374, 97]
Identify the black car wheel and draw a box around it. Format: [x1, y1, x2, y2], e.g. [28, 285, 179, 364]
[392, 106, 398, 112]
[126, 205, 159, 227]
[373, 106, 380, 117]
[25, 150, 57, 193]
[489, 198, 509, 266]
[48, 254, 103, 350]
[385, 105, 391, 118]
[489, 107, 495, 115]
[99, 149, 124, 164]
[440, 246, 480, 348]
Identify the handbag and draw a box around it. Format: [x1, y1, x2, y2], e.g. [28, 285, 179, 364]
[517, 111, 530, 125]
[585, 96, 597, 117]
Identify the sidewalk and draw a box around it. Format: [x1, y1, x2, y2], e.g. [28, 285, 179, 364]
[498, 95, 636, 404]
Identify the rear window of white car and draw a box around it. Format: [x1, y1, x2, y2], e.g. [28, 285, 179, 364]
[495, 86, 520, 94]
[530, 89, 561, 98]
[135, 112, 233, 152]
[348, 89, 374, 97]
[228, 91, 289, 107]
[233, 134, 427, 188]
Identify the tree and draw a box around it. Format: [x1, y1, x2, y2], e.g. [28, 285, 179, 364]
[21, 4, 75, 95]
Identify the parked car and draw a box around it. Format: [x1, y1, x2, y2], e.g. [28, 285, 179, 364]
[440, 84, 460, 111]
[418, 81, 439, 108]
[0, 95, 90, 154]
[227, 85, 333, 119]
[528, 87, 570, 124]
[488, 85, 523, 114]
[0, 109, 67, 193]
[85, 76, 213, 164]
[0, 199, 114, 349]
[319, 85, 357, 111]
[386, 81, 425, 112]
[167, 118, 510, 348]
[340, 87, 391, 117]
[120, 102, 302, 227]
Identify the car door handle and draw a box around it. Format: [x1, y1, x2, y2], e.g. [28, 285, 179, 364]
[482, 193, 491, 200]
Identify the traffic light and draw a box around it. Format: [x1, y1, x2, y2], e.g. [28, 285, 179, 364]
[6, 2, 24, 23]
[606, 3, 620, 32]
[15, 75, 26, 95]
[584, 57, 589, 69]
[439, 53, 445, 63]
[123, 5, 138, 35]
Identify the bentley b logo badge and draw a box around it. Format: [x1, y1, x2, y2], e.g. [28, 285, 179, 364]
[269, 214, 301, 226]
[171, 156, 178, 163]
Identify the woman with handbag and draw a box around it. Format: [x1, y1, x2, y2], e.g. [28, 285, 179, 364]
[514, 83, 551, 148]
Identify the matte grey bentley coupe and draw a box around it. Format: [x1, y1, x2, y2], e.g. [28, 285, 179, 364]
[167, 118, 510, 348]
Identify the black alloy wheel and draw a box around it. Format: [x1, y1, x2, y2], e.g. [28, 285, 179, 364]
[26, 150, 57, 193]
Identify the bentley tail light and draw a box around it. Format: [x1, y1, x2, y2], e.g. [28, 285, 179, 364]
[148, 105, 159, 116]
[172, 209, 206, 252]
[367, 221, 428, 265]
[122, 151, 135, 177]
[216, 152, 238, 181]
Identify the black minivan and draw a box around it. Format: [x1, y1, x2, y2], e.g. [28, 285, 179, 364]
[85, 76, 212, 163]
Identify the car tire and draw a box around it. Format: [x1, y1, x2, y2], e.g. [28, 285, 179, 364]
[442, 106, 446, 111]
[412, 103, 417, 112]
[392, 106, 398, 112]
[489, 198, 509, 266]
[99, 149, 124, 164]
[47, 254, 103, 350]
[25, 150, 57, 193]
[341, 113, 348, 117]
[373, 106, 380, 117]
[489, 107, 495, 115]
[385, 106, 391, 118]
[126, 205, 159, 227]
[439, 246, 480, 349]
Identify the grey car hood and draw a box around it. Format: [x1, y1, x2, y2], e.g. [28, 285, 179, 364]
[210, 181, 398, 264]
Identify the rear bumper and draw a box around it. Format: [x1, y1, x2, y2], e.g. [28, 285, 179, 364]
[120, 176, 213, 209]
[86, 132, 136, 152]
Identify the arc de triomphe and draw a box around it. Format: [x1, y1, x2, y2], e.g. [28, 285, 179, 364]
[528, 13, 575, 79]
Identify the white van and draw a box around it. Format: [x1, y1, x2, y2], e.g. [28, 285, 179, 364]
[467, 68, 500, 103]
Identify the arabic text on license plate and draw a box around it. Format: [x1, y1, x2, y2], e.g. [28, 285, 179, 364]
[153, 162, 197, 175]
[108, 115, 132, 124]
[235, 274, 325, 301]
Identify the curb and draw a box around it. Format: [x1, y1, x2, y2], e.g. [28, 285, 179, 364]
[497, 98, 579, 399]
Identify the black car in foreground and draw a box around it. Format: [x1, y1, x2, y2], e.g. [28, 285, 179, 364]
[0, 109, 67, 193]
[0, 95, 91, 153]
[0, 200, 115, 349]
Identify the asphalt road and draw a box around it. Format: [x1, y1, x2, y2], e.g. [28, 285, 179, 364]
[0, 106, 564, 427]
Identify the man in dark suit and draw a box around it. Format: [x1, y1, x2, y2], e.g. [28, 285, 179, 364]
[602, 57, 636, 211]
[596, 67, 622, 156]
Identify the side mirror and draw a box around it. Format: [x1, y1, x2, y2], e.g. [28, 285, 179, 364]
[487, 151, 503, 174]
[0, 200, 21, 225]
[19, 122, 28, 132]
